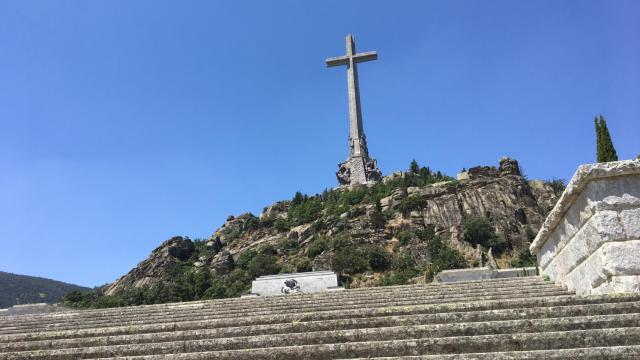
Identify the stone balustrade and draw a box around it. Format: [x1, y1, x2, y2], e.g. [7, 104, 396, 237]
[531, 159, 640, 295]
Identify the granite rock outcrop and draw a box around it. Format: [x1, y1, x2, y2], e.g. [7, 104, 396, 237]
[103, 158, 559, 296]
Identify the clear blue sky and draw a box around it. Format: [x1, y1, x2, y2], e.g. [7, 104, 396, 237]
[1, 1, 638, 287]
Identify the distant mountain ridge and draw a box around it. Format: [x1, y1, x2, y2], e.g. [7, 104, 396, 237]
[0, 271, 90, 308]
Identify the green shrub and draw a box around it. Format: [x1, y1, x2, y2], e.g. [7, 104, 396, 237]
[376, 252, 419, 286]
[273, 218, 290, 232]
[415, 226, 436, 242]
[332, 246, 368, 275]
[307, 238, 328, 258]
[223, 229, 241, 241]
[259, 217, 274, 228]
[377, 271, 413, 286]
[398, 195, 425, 215]
[277, 237, 299, 254]
[364, 246, 391, 271]
[391, 253, 416, 273]
[462, 215, 508, 253]
[223, 269, 252, 297]
[246, 253, 280, 278]
[510, 248, 537, 268]
[288, 196, 323, 226]
[202, 279, 226, 299]
[258, 244, 278, 256]
[330, 234, 353, 251]
[244, 216, 260, 231]
[397, 231, 413, 246]
[193, 269, 214, 299]
[424, 235, 467, 282]
[235, 250, 257, 269]
[63, 290, 83, 303]
[295, 258, 312, 272]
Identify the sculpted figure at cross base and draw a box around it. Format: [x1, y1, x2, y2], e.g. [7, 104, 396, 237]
[326, 34, 382, 186]
[336, 162, 351, 184]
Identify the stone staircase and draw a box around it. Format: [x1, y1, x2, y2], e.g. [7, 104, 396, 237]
[1, 276, 640, 359]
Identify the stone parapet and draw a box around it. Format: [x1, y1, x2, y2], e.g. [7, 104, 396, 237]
[531, 159, 640, 294]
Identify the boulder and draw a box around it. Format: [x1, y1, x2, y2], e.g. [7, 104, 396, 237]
[166, 237, 195, 261]
[206, 237, 224, 254]
[211, 250, 235, 275]
[467, 166, 498, 179]
[499, 157, 522, 176]
[260, 201, 290, 220]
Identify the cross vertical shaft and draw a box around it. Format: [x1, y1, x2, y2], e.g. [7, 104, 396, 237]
[346, 35, 365, 156]
[326, 34, 381, 185]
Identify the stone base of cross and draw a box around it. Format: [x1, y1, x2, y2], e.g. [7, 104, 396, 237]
[337, 155, 381, 186]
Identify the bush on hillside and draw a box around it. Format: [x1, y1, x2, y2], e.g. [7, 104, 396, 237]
[332, 246, 368, 275]
[307, 237, 328, 258]
[424, 233, 467, 282]
[398, 195, 425, 215]
[295, 258, 312, 272]
[462, 215, 508, 253]
[363, 245, 391, 271]
[510, 248, 537, 268]
[273, 218, 290, 232]
[397, 231, 413, 246]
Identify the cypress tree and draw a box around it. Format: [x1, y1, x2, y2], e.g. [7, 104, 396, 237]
[595, 115, 618, 163]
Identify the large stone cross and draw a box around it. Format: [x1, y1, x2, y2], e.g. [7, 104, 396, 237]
[326, 35, 381, 185]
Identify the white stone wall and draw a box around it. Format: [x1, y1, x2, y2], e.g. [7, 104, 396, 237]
[531, 160, 640, 295]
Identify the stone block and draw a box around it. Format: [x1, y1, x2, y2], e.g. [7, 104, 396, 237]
[620, 208, 640, 239]
[251, 271, 339, 296]
[593, 275, 640, 294]
[541, 210, 625, 281]
[564, 240, 640, 294]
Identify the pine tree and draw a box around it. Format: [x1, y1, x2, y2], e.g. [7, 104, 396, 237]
[409, 159, 419, 174]
[595, 115, 618, 163]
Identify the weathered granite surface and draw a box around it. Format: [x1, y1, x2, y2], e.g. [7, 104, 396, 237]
[104, 236, 195, 295]
[531, 159, 640, 295]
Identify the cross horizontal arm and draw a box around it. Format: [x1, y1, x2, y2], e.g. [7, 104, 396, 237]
[325, 56, 349, 67]
[353, 51, 377, 63]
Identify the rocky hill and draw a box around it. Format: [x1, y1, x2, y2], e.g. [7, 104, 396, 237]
[64, 158, 562, 308]
[0, 271, 89, 308]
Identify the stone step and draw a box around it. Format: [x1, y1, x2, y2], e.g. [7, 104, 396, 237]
[0, 282, 563, 333]
[0, 277, 548, 326]
[2, 293, 636, 343]
[35, 328, 640, 360]
[344, 345, 640, 359]
[3, 311, 639, 354]
[0, 288, 571, 335]
[3, 298, 639, 345]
